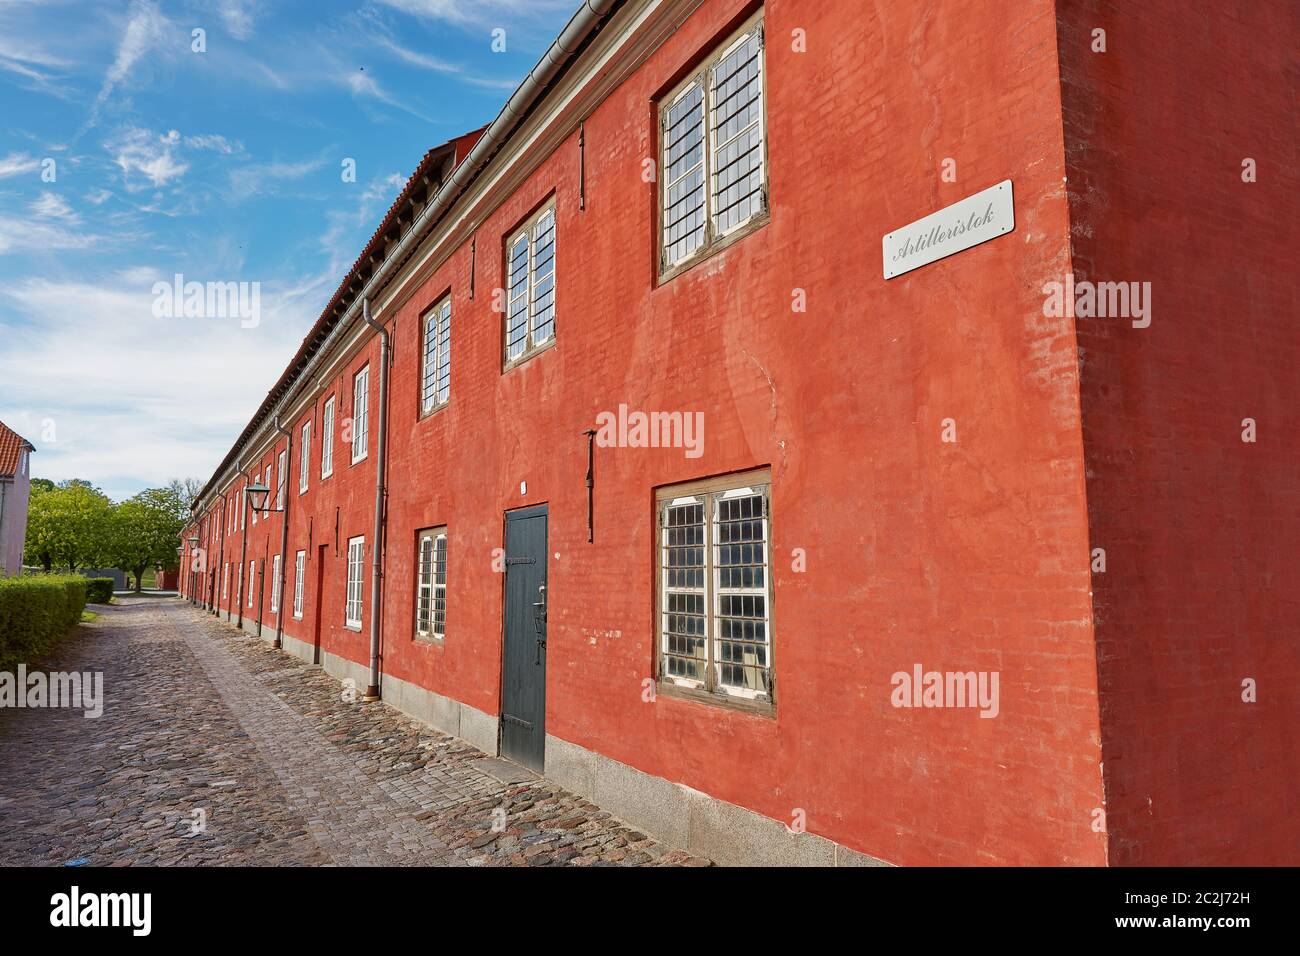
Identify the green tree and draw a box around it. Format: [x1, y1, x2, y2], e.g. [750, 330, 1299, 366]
[106, 487, 187, 591]
[23, 479, 113, 572]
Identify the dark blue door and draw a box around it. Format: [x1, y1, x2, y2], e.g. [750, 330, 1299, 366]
[501, 505, 548, 771]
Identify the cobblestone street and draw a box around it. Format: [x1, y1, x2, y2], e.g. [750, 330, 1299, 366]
[0, 598, 707, 867]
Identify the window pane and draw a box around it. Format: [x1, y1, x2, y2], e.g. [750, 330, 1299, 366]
[661, 500, 707, 681]
[322, 399, 334, 476]
[663, 81, 706, 266]
[713, 491, 770, 693]
[435, 301, 451, 404]
[353, 369, 369, 459]
[530, 210, 555, 345]
[506, 234, 530, 360]
[416, 536, 433, 634]
[432, 534, 447, 637]
[347, 537, 365, 625]
[300, 423, 311, 490]
[421, 308, 438, 411]
[709, 30, 764, 236]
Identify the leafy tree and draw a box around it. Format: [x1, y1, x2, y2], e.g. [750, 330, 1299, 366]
[106, 486, 187, 591]
[23, 479, 113, 572]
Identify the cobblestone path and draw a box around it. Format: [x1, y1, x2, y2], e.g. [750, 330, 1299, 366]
[0, 598, 707, 867]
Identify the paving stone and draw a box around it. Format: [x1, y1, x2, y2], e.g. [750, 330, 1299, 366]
[0, 599, 710, 867]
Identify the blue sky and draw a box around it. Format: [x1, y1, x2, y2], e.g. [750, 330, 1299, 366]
[0, 0, 576, 501]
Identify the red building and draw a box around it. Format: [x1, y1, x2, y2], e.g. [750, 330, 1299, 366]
[181, 0, 1298, 865]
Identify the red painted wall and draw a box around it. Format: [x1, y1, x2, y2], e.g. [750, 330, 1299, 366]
[1059, 0, 1300, 865]
[196, 0, 1118, 865]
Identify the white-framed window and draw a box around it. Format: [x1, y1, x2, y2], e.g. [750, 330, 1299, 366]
[293, 550, 305, 620]
[240, 486, 246, 530]
[222, 561, 229, 599]
[351, 367, 369, 463]
[659, 12, 767, 276]
[345, 535, 365, 628]
[276, 451, 286, 509]
[657, 469, 773, 706]
[421, 298, 451, 414]
[321, 396, 335, 478]
[270, 553, 281, 613]
[299, 421, 312, 494]
[415, 527, 447, 640]
[247, 560, 256, 608]
[504, 201, 556, 367]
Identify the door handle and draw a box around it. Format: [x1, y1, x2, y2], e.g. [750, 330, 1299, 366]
[533, 584, 547, 663]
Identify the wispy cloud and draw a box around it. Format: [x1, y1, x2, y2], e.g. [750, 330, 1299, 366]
[0, 151, 41, 179]
[86, 0, 168, 129]
[375, 0, 574, 28]
[227, 155, 327, 202]
[0, 10, 72, 90]
[107, 127, 189, 189]
[30, 191, 79, 222]
[319, 170, 404, 273]
[0, 215, 100, 255]
[371, 33, 517, 90]
[217, 0, 257, 39]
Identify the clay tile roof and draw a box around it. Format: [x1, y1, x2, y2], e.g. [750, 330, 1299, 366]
[0, 420, 33, 477]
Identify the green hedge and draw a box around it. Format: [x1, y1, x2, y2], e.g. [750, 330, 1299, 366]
[0, 575, 88, 671]
[85, 578, 115, 604]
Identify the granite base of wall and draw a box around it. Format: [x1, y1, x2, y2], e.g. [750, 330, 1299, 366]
[544, 735, 892, 867]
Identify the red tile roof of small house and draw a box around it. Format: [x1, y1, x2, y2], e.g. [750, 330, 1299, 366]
[0, 420, 33, 477]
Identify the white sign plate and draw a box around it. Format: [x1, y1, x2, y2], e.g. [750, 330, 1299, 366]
[882, 179, 1014, 279]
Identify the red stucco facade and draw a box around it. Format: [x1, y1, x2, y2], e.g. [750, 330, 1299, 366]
[180, 0, 1296, 865]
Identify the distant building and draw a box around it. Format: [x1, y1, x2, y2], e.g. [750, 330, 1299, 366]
[0, 421, 34, 577]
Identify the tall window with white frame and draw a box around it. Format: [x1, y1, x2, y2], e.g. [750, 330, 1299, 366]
[247, 560, 255, 608]
[293, 550, 305, 620]
[415, 527, 447, 640]
[351, 367, 369, 463]
[222, 562, 229, 600]
[299, 421, 311, 493]
[321, 396, 335, 478]
[270, 553, 281, 613]
[276, 451, 286, 509]
[659, 11, 767, 278]
[504, 201, 556, 367]
[657, 469, 774, 707]
[421, 298, 451, 414]
[345, 535, 365, 629]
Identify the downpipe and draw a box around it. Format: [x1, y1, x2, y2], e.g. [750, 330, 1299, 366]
[363, 297, 389, 701]
[236, 459, 252, 630]
[214, 497, 225, 617]
[273, 415, 292, 650]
